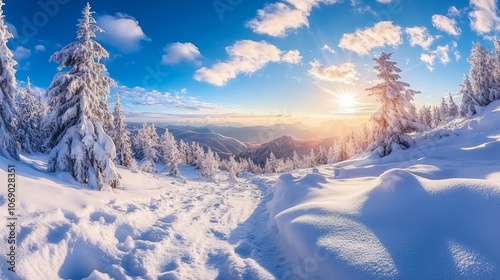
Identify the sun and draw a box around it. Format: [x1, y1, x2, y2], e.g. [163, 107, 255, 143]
[337, 92, 357, 110]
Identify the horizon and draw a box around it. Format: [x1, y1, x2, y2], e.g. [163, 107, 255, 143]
[4, 0, 496, 126]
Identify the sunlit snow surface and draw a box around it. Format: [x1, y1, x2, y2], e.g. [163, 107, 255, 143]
[0, 101, 500, 279]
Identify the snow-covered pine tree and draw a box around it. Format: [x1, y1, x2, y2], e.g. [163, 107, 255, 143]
[134, 123, 159, 173]
[432, 105, 442, 127]
[0, 1, 19, 160]
[111, 94, 136, 170]
[44, 3, 119, 190]
[366, 52, 424, 157]
[439, 97, 450, 123]
[200, 148, 219, 178]
[468, 43, 499, 106]
[459, 75, 480, 117]
[226, 155, 240, 180]
[448, 93, 458, 118]
[265, 151, 281, 173]
[178, 139, 190, 164]
[160, 129, 180, 177]
[191, 142, 205, 168]
[419, 105, 432, 128]
[16, 77, 47, 153]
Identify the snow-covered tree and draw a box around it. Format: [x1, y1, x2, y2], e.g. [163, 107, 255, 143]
[200, 148, 219, 178]
[178, 139, 190, 164]
[111, 94, 136, 170]
[134, 123, 159, 173]
[16, 77, 46, 153]
[468, 43, 499, 106]
[265, 152, 282, 173]
[0, 1, 19, 160]
[225, 155, 240, 180]
[191, 142, 205, 168]
[459, 75, 480, 117]
[448, 93, 459, 118]
[160, 129, 180, 177]
[366, 52, 424, 157]
[291, 150, 301, 169]
[419, 105, 432, 127]
[432, 106, 442, 127]
[44, 3, 119, 190]
[439, 97, 450, 123]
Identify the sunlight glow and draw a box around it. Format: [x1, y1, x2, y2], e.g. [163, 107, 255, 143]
[337, 92, 357, 110]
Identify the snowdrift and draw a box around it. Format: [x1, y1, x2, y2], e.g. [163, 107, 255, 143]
[268, 101, 500, 279]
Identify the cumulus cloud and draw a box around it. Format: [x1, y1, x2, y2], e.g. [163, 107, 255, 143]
[376, 0, 394, 3]
[308, 61, 359, 84]
[282, 50, 303, 64]
[338, 21, 403, 55]
[194, 40, 300, 86]
[432, 14, 461, 36]
[162, 42, 202, 65]
[420, 44, 454, 71]
[13, 46, 31, 60]
[97, 14, 150, 52]
[469, 0, 500, 34]
[247, 0, 340, 37]
[35, 45, 46, 52]
[405, 26, 439, 49]
[113, 85, 224, 112]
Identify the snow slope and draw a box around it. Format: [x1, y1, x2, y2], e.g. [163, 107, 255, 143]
[268, 101, 500, 279]
[0, 155, 284, 279]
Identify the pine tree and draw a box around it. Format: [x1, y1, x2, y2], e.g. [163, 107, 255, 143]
[160, 130, 180, 177]
[178, 139, 190, 164]
[16, 77, 46, 153]
[200, 148, 219, 178]
[439, 97, 450, 123]
[468, 43, 499, 106]
[111, 94, 136, 170]
[44, 3, 119, 190]
[448, 93, 458, 118]
[366, 52, 424, 157]
[432, 105, 442, 127]
[0, 1, 19, 160]
[134, 123, 159, 173]
[191, 142, 205, 168]
[226, 155, 240, 180]
[419, 105, 432, 127]
[459, 75, 480, 117]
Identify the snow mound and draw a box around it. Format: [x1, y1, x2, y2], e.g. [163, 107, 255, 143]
[268, 101, 500, 279]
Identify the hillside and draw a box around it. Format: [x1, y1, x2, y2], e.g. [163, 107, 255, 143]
[267, 101, 500, 279]
[1, 104, 499, 279]
[237, 135, 337, 166]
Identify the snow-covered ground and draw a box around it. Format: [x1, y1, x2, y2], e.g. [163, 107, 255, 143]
[268, 101, 500, 279]
[1, 102, 500, 279]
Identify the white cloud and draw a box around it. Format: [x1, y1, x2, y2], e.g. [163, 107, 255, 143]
[420, 44, 452, 71]
[432, 14, 461, 36]
[194, 40, 300, 86]
[282, 50, 303, 64]
[405, 26, 439, 49]
[448, 6, 461, 17]
[96, 14, 150, 52]
[469, 0, 500, 34]
[247, 0, 339, 37]
[35, 45, 46, 52]
[113, 85, 224, 112]
[308, 61, 359, 84]
[376, 0, 394, 3]
[322, 44, 336, 54]
[13, 46, 31, 60]
[162, 42, 202, 65]
[338, 21, 403, 55]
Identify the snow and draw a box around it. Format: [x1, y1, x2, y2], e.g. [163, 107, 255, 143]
[267, 100, 500, 279]
[1, 102, 500, 278]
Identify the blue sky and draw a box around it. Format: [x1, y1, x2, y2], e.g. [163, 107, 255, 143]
[3, 0, 500, 125]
